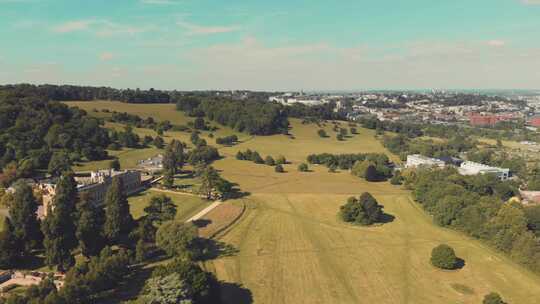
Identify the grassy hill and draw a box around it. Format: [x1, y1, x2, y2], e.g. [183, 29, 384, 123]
[65, 101, 540, 304]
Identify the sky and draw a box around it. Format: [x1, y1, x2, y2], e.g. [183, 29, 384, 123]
[0, 0, 539, 91]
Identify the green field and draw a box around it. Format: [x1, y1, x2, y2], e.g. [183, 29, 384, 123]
[128, 188, 212, 222]
[66, 101, 540, 304]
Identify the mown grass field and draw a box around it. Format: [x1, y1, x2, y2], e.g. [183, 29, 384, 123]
[65, 101, 540, 304]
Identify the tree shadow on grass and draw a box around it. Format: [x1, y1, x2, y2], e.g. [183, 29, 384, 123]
[193, 218, 212, 228]
[378, 212, 395, 224]
[454, 258, 466, 270]
[216, 282, 253, 304]
[18, 255, 46, 270]
[197, 239, 239, 261]
[105, 264, 155, 303]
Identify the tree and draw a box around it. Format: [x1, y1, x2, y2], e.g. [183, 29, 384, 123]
[109, 159, 120, 171]
[298, 163, 309, 172]
[483, 292, 506, 304]
[144, 195, 178, 225]
[236, 151, 245, 160]
[163, 140, 185, 175]
[336, 133, 344, 141]
[524, 205, 540, 237]
[9, 180, 42, 254]
[42, 174, 78, 271]
[276, 155, 286, 165]
[275, 164, 284, 173]
[153, 136, 165, 149]
[364, 165, 379, 182]
[48, 152, 71, 177]
[142, 273, 193, 304]
[265, 156, 275, 166]
[193, 117, 206, 130]
[317, 129, 327, 138]
[251, 152, 264, 164]
[156, 221, 198, 259]
[135, 239, 149, 263]
[431, 244, 458, 270]
[339, 193, 383, 226]
[390, 172, 403, 185]
[76, 194, 106, 258]
[103, 177, 134, 243]
[0, 218, 19, 268]
[350, 127, 357, 134]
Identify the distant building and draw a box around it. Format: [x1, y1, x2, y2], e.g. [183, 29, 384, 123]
[137, 154, 164, 172]
[458, 161, 510, 181]
[405, 154, 446, 169]
[528, 116, 540, 127]
[468, 113, 515, 127]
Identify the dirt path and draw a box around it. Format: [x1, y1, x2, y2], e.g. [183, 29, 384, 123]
[185, 201, 222, 223]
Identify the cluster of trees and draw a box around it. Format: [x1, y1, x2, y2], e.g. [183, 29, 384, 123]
[162, 140, 185, 188]
[358, 116, 423, 138]
[406, 167, 540, 274]
[0, 174, 135, 270]
[383, 134, 476, 161]
[215, 135, 238, 146]
[339, 193, 385, 225]
[0, 93, 111, 186]
[236, 149, 286, 167]
[176, 97, 289, 135]
[286, 101, 346, 121]
[306, 153, 392, 179]
[197, 165, 233, 200]
[466, 149, 527, 179]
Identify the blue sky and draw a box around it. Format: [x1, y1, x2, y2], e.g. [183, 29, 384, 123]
[0, 0, 539, 90]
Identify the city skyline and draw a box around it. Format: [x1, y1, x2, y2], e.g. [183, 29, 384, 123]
[1, 0, 539, 90]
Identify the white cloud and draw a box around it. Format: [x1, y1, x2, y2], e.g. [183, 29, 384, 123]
[177, 21, 240, 35]
[52, 19, 153, 37]
[140, 0, 179, 4]
[52, 20, 94, 33]
[99, 52, 114, 61]
[487, 40, 506, 47]
[522, 0, 540, 5]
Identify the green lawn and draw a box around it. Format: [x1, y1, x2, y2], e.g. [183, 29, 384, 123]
[74, 147, 162, 172]
[128, 189, 212, 222]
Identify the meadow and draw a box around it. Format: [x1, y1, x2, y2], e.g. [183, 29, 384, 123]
[65, 101, 540, 304]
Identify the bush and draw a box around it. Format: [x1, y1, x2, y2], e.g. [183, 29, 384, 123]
[317, 129, 327, 138]
[431, 244, 458, 270]
[275, 164, 284, 173]
[298, 163, 309, 172]
[483, 292, 506, 304]
[276, 155, 286, 165]
[265, 156, 275, 166]
[251, 152, 264, 164]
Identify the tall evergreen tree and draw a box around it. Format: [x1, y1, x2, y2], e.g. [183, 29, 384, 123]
[0, 218, 20, 268]
[144, 195, 177, 225]
[104, 177, 134, 243]
[9, 180, 42, 255]
[42, 173, 78, 271]
[76, 194, 106, 257]
[163, 140, 185, 174]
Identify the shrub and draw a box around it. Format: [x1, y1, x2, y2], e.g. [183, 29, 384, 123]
[431, 244, 458, 270]
[276, 155, 287, 165]
[275, 164, 284, 173]
[483, 292, 506, 304]
[265, 156, 276, 166]
[298, 163, 309, 172]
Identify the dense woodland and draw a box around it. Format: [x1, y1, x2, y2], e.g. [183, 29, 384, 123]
[0, 90, 111, 185]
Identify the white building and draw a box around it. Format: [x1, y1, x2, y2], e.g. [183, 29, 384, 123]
[458, 161, 510, 181]
[405, 154, 446, 169]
